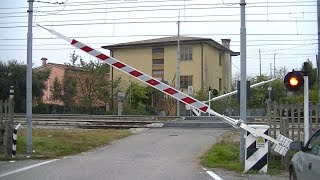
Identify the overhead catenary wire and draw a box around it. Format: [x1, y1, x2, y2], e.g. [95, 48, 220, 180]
[1, 42, 316, 47]
[0, 34, 317, 41]
[1, 1, 316, 62]
[0, 19, 316, 29]
[0, 0, 315, 11]
[0, 11, 315, 25]
[0, 3, 316, 18]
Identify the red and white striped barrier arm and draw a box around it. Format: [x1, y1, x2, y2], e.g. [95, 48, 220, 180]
[38, 25, 293, 156]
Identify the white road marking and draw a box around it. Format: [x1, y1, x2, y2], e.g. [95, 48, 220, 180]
[206, 170, 223, 180]
[0, 159, 59, 178]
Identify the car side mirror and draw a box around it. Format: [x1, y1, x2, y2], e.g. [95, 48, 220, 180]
[290, 141, 303, 151]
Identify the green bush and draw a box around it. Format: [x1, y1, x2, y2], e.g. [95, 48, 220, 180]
[33, 103, 50, 113]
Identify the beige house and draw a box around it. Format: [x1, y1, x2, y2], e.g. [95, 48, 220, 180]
[102, 36, 239, 95]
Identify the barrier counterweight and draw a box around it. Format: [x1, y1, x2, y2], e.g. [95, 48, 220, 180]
[244, 125, 269, 173]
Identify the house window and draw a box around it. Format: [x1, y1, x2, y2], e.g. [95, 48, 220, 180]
[180, 75, 193, 89]
[180, 47, 192, 61]
[152, 70, 164, 80]
[219, 53, 222, 66]
[219, 78, 222, 91]
[152, 48, 164, 53]
[152, 47, 164, 81]
[152, 59, 164, 65]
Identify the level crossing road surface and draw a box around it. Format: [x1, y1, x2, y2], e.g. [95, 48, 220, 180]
[0, 128, 227, 180]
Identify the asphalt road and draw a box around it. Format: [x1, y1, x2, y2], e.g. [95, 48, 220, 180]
[0, 128, 226, 180]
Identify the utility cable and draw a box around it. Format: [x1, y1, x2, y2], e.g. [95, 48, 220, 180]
[0, 19, 316, 29]
[0, 33, 317, 41]
[0, 11, 315, 25]
[0, 0, 314, 10]
[0, 3, 315, 18]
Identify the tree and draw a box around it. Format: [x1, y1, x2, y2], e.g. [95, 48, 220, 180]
[0, 60, 49, 112]
[162, 96, 176, 116]
[51, 75, 77, 109]
[51, 52, 119, 114]
[98, 75, 121, 112]
[246, 75, 287, 108]
[124, 83, 149, 115]
[302, 59, 317, 88]
[32, 68, 51, 104]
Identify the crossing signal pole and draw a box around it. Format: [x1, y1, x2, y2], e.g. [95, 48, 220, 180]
[283, 67, 310, 145]
[303, 73, 310, 145]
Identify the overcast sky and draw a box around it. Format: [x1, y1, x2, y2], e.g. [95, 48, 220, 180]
[0, 0, 317, 78]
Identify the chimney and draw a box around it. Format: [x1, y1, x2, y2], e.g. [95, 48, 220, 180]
[41, 57, 48, 66]
[221, 39, 231, 49]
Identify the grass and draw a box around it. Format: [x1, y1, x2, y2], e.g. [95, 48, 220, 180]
[1, 128, 130, 160]
[201, 142, 244, 172]
[200, 141, 286, 175]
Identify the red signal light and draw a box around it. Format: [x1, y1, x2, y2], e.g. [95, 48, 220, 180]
[284, 71, 304, 91]
[289, 76, 299, 86]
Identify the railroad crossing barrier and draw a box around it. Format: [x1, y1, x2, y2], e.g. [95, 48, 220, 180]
[38, 25, 294, 172]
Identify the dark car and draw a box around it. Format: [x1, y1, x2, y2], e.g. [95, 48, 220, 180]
[289, 129, 320, 180]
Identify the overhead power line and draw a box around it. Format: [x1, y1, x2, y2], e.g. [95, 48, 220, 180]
[1, 39, 317, 45]
[32, 3, 320, 14]
[1, 42, 317, 47]
[0, 19, 316, 29]
[0, 3, 315, 18]
[0, 0, 315, 11]
[246, 55, 315, 59]
[0, 11, 315, 25]
[0, 33, 317, 41]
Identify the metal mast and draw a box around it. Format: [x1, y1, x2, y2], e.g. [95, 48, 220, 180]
[259, 49, 261, 76]
[176, 10, 181, 116]
[317, 0, 320, 100]
[26, 0, 34, 155]
[239, 0, 247, 164]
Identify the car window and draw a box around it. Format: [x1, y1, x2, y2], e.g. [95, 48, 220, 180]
[307, 130, 320, 156]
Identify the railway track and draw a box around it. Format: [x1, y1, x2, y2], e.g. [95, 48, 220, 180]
[14, 114, 182, 129]
[13, 114, 277, 129]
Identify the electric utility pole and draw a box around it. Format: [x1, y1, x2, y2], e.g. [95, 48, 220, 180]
[317, 0, 320, 100]
[26, 0, 34, 155]
[273, 53, 276, 77]
[239, 0, 247, 164]
[176, 10, 181, 116]
[259, 49, 261, 76]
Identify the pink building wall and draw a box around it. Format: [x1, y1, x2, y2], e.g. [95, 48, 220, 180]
[41, 64, 65, 105]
